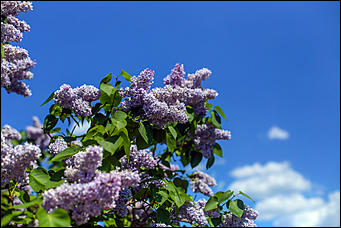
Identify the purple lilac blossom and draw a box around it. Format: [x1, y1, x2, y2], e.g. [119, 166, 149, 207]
[178, 200, 207, 226]
[64, 145, 103, 183]
[120, 145, 158, 171]
[25, 116, 50, 150]
[1, 1, 33, 17]
[48, 137, 68, 157]
[1, 1, 35, 97]
[42, 172, 122, 225]
[163, 63, 185, 87]
[1, 125, 41, 186]
[193, 123, 231, 159]
[120, 64, 220, 128]
[190, 171, 217, 196]
[53, 84, 100, 117]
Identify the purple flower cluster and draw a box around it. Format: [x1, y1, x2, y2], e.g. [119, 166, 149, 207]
[1, 125, 41, 186]
[178, 200, 207, 226]
[48, 137, 68, 157]
[193, 123, 231, 159]
[114, 188, 132, 217]
[190, 171, 217, 197]
[1, 1, 35, 97]
[64, 145, 103, 183]
[25, 116, 50, 150]
[120, 145, 158, 171]
[120, 64, 219, 128]
[219, 210, 258, 227]
[53, 84, 101, 117]
[217, 205, 258, 227]
[42, 172, 122, 225]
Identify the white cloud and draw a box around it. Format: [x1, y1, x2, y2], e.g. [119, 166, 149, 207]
[229, 161, 311, 198]
[267, 126, 290, 140]
[71, 120, 91, 136]
[228, 161, 340, 227]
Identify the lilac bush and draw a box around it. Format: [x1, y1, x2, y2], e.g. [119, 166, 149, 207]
[1, 2, 259, 227]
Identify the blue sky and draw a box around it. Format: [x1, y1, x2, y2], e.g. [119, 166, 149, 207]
[1, 1, 340, 226]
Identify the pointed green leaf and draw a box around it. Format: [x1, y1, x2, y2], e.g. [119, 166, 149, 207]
[214, 106, 228, 121]
[100, 73, 112, 84]
[168, 125, 177, 139]
[228, 199, 244, 218]
[138, 122, 149, 144]
[113, 110, 127, 120]
[43, 114, 58, 133]
[50, 146, 82, 162]
[204, 197, 219, 211]
[166, 132, 176, 152]
[37, 207, 71, 227]
[213, 143, 223, 157]
[40, 92, 55, 107]
[239, 191, 256, 204]
[121, 69, 132, 81]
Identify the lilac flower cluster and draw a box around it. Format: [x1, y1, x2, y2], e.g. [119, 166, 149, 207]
[1, 125, 41, 186]
[25, 116, 50, 150]
[190, 171, 217, 197]
[53, 84, 101, 117]
[48, 137, 68, 157]
[42, 172, 122, 225]
[219, 206, 259, 227]
[1, 1, 35, 97]
[114, 188, 132, 217]
[120, 145, 158, 171]
[64, 145, 103, 183]
[178, 199, 207, 226]
[120, 64, 219, 128]
[193, 123, 231, 159]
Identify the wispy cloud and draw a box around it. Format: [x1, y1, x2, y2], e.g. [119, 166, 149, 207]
[228, 161, 340, 227]
[267, 126, 290, 140]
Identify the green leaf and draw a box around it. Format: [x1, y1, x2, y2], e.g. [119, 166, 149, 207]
[113, 110, 127, 120]
[12, 197, 43, 209]
[173, 178, 189, 193]
[214, 106, 228, 121]
[238, 191, 256, 204]
[213, 143, 223, 157]
[215, 190, 233, 203]
[157, 190, 169, 205]
[228, 199, 244, 218]
[211, 217, 222, 226]
[50, 146, 82, 162]
[29, 167, 50, 192]
[1, 43, 4, 59]
[40, 92, 55, 107]
[37, 207, 71, 227]
[100, 73, 112, 84]
[168, 125, 177, 139]
[115, 119, 127, 131]
[190, 151, 202, 169]
[210, 111, 221, 128]
[138, 122, 148, 144]
[156, 207, 170, 224]
[121, 69, 132, 82]
[205, 101, 213, 111]
[204, 197, 219, 211]
[1, 211, 23, 226]
[166, 132, 176, 152]
[96, 136, 124, 155]
[100, 83, 116, 98]
[43, 114, 58, 133]
[206, 154, 215, 169]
